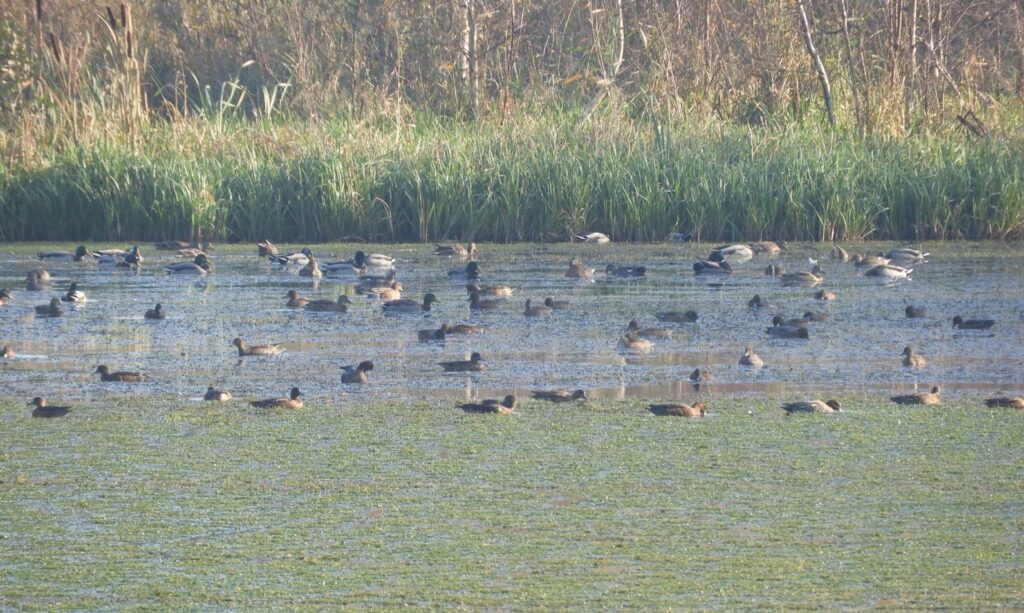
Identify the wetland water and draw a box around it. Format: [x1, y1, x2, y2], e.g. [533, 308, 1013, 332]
[1, 242, 1021, 406]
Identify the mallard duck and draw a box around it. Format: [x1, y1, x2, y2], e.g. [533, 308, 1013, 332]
[250, 387, 303, 409]
[524, 299, 552, 317]
[544, 297, 570, 310]
[771, 314, 809, 327]
[628, 320, 672, 339]
[257, 240, 279, 257]
[204, 386, 232, 401]
[884, 247, 929, 263]
[154, 240, 195, 250]
[739, 346, 764, 367]
[813, 289, 837, 301]
[177, 243, 213, 258]
[655, 310, 698, 323]
[748, 294, 769, 309]
[384, 292, 438, 313]
[751, 241, 784, 256]
[576, 232, 610, 244]
[443, 322, 484, 334]
[693, 259, 732, 275]
[952, 316, 995, 330]
[648, 402, 706, 417]
[116, 245, 144, 267]
[440, 352, 485, 372]
[802, 311, 830, 322]
[433, 242, 477, 258]
[37, 245, 93, 262]
[165, 254, 213, 275]
[94, 365, 146, 382]
[689, 368, 714, 382]
[459, 394, 517, 414]
[232, 337, 284, 356]
[532, 389, 587, 403]
[891, 385, 941, 405]
[713, 244, 754, 259]
[618, 332, 652, 351]
[469, 291, 504, 310]
[1, 345, 13, 358]
[354, 250, 395, 268]
[304, 295, 352, 312]
[341, 360, 374, 384]
[269, 248, 311, 267]
[418, 325, 447, 342]
[984, 397, 1024, 409]
[29, 397, 71, 418]
[285, 290, 311, 308]
[321, 258, 364, 276]
[144, 303, 166, 320]
[852, 254, 889, 268]
[447, 261, 481, 281]
[606, 264, 647, 277]
[0, 288, 12, 305]
[466, 283, 515, 298]
[767, 322, 809, 339]
[866, 264, 912, 278]
[764, 264, 785, 276]
[60, 282, 86, 303]
[26, 270, 49, 291]
[566, 257, 595, 279]
[367, 280, 403, 301]
[830, 245, 850, 262]
[34, 297, 63, 317]
[780, 265, 824, 285]
[299, 254, 322, 278]
[905, 305, 926, 318]
[901, 346, 926, 368]
[782, 400, 841, 414]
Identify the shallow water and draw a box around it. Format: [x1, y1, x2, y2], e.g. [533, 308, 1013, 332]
[1, 241, 1022, 405]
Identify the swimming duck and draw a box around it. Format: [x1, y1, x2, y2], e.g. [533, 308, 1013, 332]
[830, 245, 850, 262]
[1, 345, 13, 358]
[29, 397, 71, 418]
[26, 270, 50, 291]
[269, 248, 311, 267]
[747, 294, 769, 309]
[304, 295, 352, 312]
[117, 245, 144, 267]
[689, 368, 714, 382]
[739, 346, 764, 367]
[204, 386, 232, 402]
[165, 254, 213, 275]
[257, 240, 278, 257]
[466, 283, 515, 298]
[35, 297, 63, 317]
[712, 244, 754, 259]
[353, 250, 395, 268]
[780, 265, 824, 285]
[433, 242, 477, 258]
[865, 264, 912, 278]
[891, 385, 941, 405]
[384, 292, 438, 313]
[61, 282, 86, 303]
[618, 332, 652, 351]
[771, 314, 809, 327]
[532, 389, 587, 403]
[469, 291, 504, 310]
[447, 261, 481, 281]
[544, 297, 570, 310]
[250, 387, 304, 409]
[764, 264, 785, 276]
[144, 303, 166, 320]
[648, 402, 706, 417]
[606, 264, 647, 277]
[852, 254, 889, 268]
[884, 247, 929, 263]
[37, 245, 93, 261]
[905, 305, 926, 318]
[766, 322, 809, 339]
[751, 241, 784, 256]
[176, 247, 210, 258]
[285, 290, 311, 308]
[627, 320, 673, 339]
[94, 365, 146, 382]
[901, 346, 926, 368]
[566, 257, 595, 278]
[693, 259, 732, 275]
[576, 232, 610, 244]
[782, 399, 841, 414]
[655, 310, 698, 323]
[952, 316, 995, 330]
[0, 288, 11, 305]
[299, 254, 322, 278]
[232, 337, 284, 356]
[440, 352, 485, 372]
[341, 360, 374, 384]
[984, 397, 1024, 409]
[443, 322, 484, 334]
[802, 311, 830, 322]
[154, 240, 196, 250]
[418, 325, 447, 342]
[459, 394, 517, 414]
[813, 289, 837, 301]
[524, 299, 553, 317]
[321, 258, 364, 276]
[366, 280, 403, 301]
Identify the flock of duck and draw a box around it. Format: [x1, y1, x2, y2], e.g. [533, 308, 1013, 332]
[4, 234, 1022, 418]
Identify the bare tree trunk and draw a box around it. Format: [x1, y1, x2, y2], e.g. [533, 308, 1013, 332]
[460, 0, 478, 118]
[839, 0, 864, 133]
[796, 0, 835, 127]
[905, 0, 919, 129]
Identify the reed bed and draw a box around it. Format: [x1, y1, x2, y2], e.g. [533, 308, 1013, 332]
[1, 113, 1022, 242]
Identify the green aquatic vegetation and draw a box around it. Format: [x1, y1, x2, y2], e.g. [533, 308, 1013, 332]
[1, 397, 1022, 609]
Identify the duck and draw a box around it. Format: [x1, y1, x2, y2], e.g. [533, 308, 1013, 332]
[524, 299, 553, 317]
[1, 345, 13, 358]
[459, 394, 517, 414]
[440, 352, 485, 372]
[648, 402, 706, 417]
[606, 264, 647, 277]
[984, 397, 1024, 409]
[367, 280, 403, 301]
[884, 247, 929, 263]
[61, 282, 86, 303]
[469, 291, 504, 310]
[165, 254, 213, 275]
[418, 325, 447, 342]
[865, 264, 912, 278]
[116, 245, 144, 267]
[176, 246, 211, 258]
[204, 386, 233, 402]
[531, 389, 587, 403]
[780, 265, 824, 285]
[299, 254, 323, 278]
[442, 322, 484, 335]
[257, 240, 278, 257]
[764, 264, 785, 276]
[433, 242, 477, 258]
[566, 257, 596, 279]
[37, 245, 93, 261]
[751, 241, 784, 256]
[800, 311, 829, 322]
[232, 337, 284, 356]
[383, 292, 438, 313]
[891, 385, 941, 405]
[285, 290, 311, 308]
[543, 297, 570, 310]
[905, 305, 926, 318]
[952, 316, 995, 330]
[712, 244, 754, 259]
[739, 347, 764, 367]
[618, 332, 652, 351]
[771, 314, 809, 327]
[26, 270, 50, 291]
[901, 346, 926, 368]
[767, 322, 809, 339]
[144, 303, 166, 320]
[250, 387, 303, 409]
[830, 245, 850, 262]
[813, 289, 837, 301]
[852, 254, 889, 268]
[94, 365, 146, 382]
[154, 240, 197, 250]
[447, 261, 481, 281]
[341, 360, 374, 384]
[353, 250, 395, 268]
[627, 320, 673, 339]
[29, 397, 71, 418]
[466, 283, 515, 298]
[34, 297, 63, 317]
[304, 295, 352, 312]
[655, 310, 698, 323]
[689, 368, 714, 383]
[782, 399, 841, 414]
[748, 294, 769, 309]
[0, 288, 12, 305]
[321, 258, 364, 276]
[269, 248, 311, 267]
[693, 259, 732, 275]
[576, 232, 610, 244]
